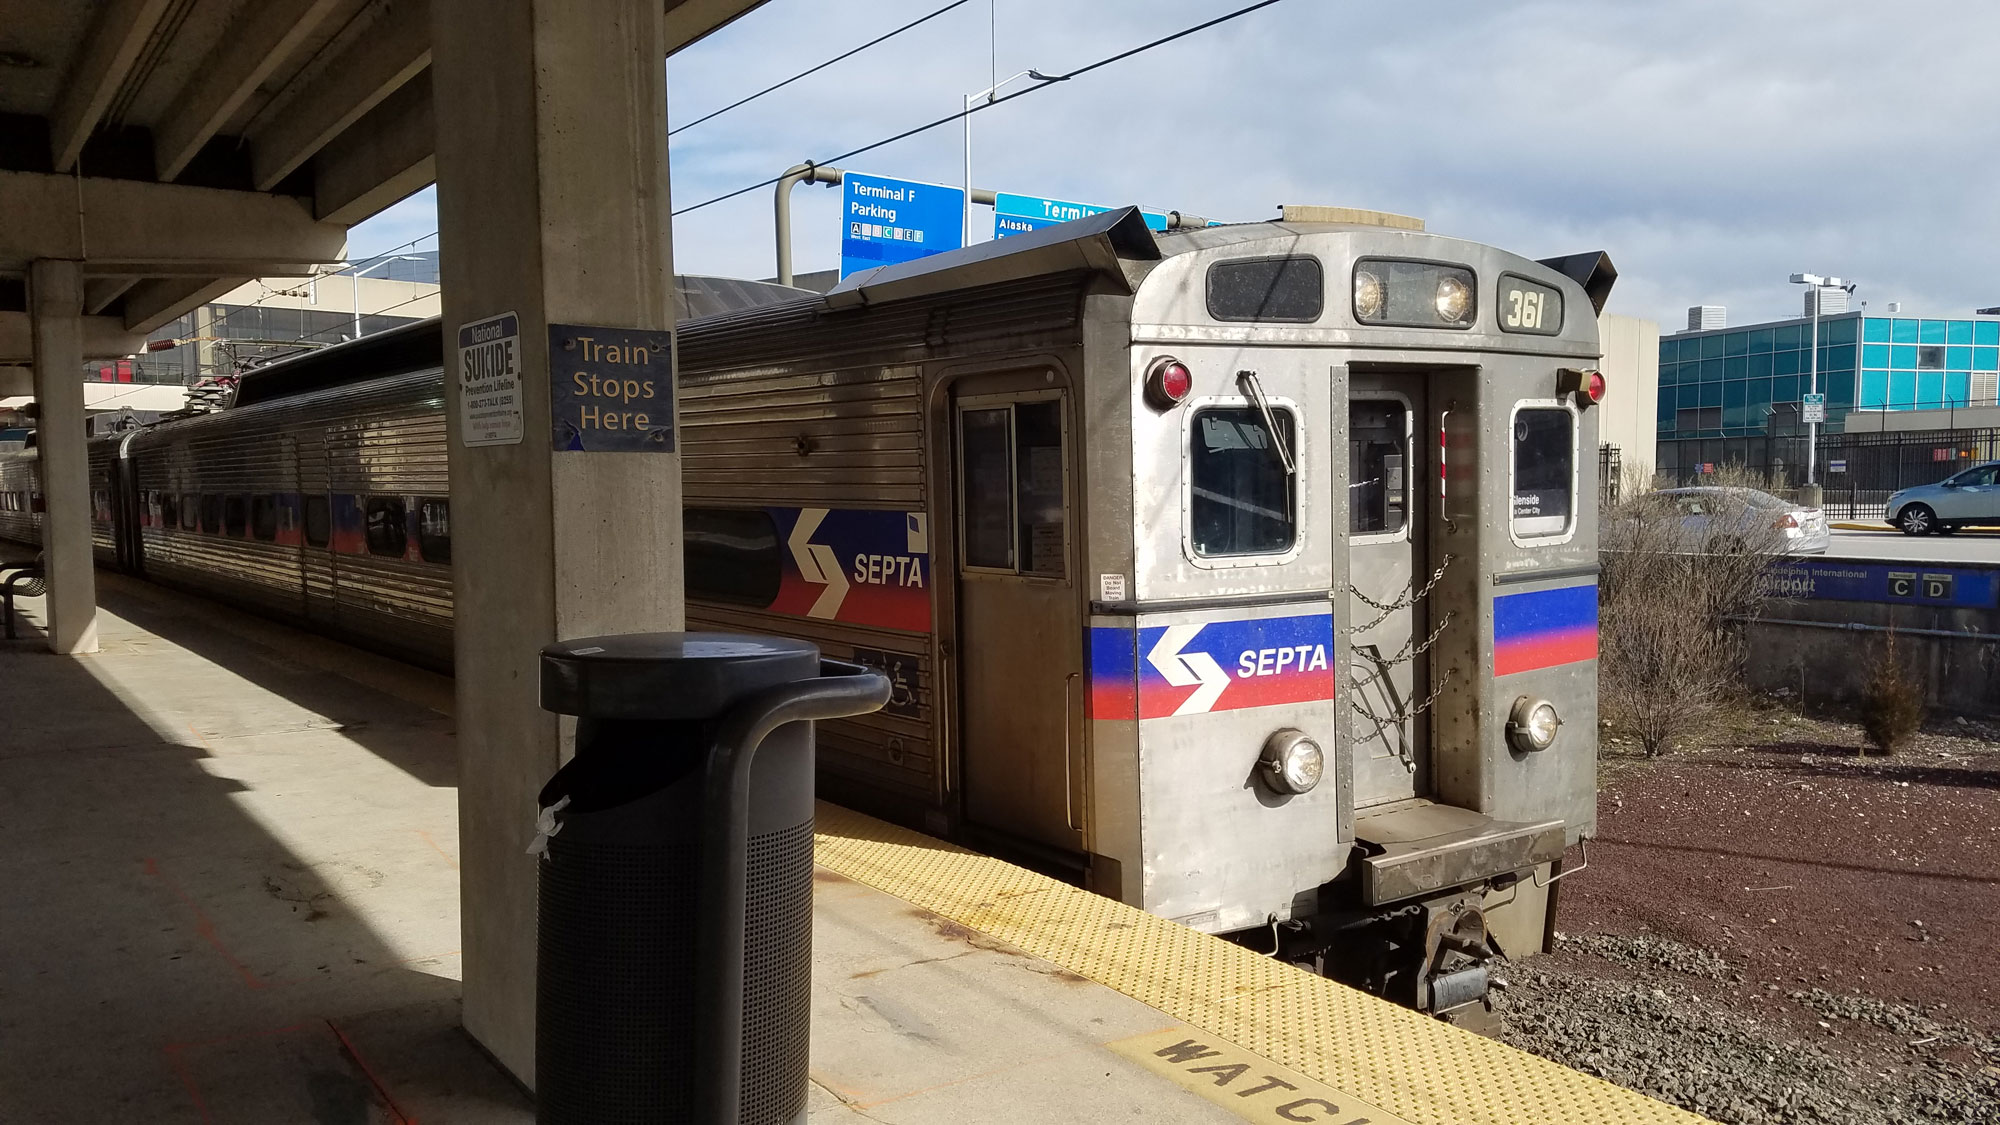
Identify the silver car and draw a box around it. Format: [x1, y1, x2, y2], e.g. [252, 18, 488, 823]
[1885, 461, 2000, 535]
[1651, 487, 1832, 554]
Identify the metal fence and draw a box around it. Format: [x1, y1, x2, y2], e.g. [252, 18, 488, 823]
[1659, 427, 2000, 519]
[1599, 443, 1622, 505]
[1815, 427, 2000, 521]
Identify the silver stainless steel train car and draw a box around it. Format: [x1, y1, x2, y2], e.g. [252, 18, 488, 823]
[7, 212, 1615, 1016]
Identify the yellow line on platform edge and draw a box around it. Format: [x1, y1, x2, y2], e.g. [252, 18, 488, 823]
[813, 801, 1713, 1125]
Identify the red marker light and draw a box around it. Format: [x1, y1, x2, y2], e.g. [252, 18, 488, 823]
[1584, 369, 1606, 405]
[1145, 357, 1193, 410]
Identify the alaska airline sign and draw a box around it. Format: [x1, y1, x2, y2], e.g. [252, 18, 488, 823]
[1090, 613, 1335, 719]
[762, 507, 932, 633]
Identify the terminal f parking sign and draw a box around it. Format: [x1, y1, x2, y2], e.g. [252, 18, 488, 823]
[457, 312, 524, 446]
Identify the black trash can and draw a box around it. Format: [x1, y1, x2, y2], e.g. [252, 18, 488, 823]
[534, 632, 889, 1124]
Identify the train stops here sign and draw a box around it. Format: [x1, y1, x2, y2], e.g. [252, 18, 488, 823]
[547, 323, 676, 452]
[839, 172, 964, 278]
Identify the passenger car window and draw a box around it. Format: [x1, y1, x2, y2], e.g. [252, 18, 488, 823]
[364, 496, 408, 557]
[250, 495, 278, 541]
[684, 508, 781, 606]
[1349, 400, 1408, 535]
[199, 494, 222, 534]
[223, 495, 248, 537]
[1191, 406, 1297, 557]
[417, 497, 452, 564]
[1952, 465, 1997, 487]
[304, 495, 330, 548]
[160, 492, 179, 529]
[184, 494, 201, 530]
[1511, 407, 1574, 538]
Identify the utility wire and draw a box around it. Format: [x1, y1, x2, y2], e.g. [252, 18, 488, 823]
[669, 0, 976, 136]
[201, 230, 439, 337]
[670, 0, 1288, 218]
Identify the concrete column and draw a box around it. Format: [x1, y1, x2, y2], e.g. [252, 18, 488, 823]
[28, 259, 98, 655]
[431, 0, 682, 1087]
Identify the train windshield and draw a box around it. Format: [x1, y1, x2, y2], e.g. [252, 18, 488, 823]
[1190, 407, 1296, 557]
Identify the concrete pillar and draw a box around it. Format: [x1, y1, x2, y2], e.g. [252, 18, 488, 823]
[28, 259, 98, 655]
[430, 0, 682, 1087]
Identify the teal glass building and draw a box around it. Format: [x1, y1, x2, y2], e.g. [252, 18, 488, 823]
[1656, 313, 2000, 482]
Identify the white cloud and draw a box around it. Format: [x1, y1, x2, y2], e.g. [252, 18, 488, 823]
[356, 0, 2000, 328]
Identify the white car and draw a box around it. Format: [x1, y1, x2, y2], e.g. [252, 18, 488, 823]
[1884, 461, 2000, 535]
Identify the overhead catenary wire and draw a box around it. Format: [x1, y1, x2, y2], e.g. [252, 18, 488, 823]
[199, 230, 440, 338]
[669, 0, 977, 136]
[670, 0, 1289, 218]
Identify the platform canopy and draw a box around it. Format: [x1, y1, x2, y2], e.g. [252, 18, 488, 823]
[0, 0, 766, 363]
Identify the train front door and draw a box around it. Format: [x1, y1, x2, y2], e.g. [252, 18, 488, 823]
[952, 378, 1084, 853]
[1346, 375, 1430, 808]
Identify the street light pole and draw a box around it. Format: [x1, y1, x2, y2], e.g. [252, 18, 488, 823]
[1788, 272, 1850, 489]
[962, 68, 1055, 246]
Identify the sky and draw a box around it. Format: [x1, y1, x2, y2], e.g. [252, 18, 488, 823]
[348, 0, 2000, 329]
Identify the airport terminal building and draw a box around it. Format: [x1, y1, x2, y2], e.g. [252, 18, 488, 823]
[1657, 305, 2000, 483]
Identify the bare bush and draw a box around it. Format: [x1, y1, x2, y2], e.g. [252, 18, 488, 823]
[1598, 464, 1788, 756]
[1860, 628, 1927, 755]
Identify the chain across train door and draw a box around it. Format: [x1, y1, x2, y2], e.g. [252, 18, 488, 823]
[952, 375, 1084, 853]
[1346, 374, 1432, 808]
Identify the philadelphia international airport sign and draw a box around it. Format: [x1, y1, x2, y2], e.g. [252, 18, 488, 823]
[839, 172, 964, 278]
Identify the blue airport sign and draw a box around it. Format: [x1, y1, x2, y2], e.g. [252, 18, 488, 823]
[1768, 559, 1999, 609]
[840, 172, 964, 278]
[993, 192, 1171, 238]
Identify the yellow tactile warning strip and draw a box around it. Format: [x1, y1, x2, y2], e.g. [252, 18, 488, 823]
[813, 802, 1713, 1125]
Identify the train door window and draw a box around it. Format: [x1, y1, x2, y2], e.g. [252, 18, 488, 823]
[1350, 399, 1410, 536]
[249, 495, 278, 541]
[959, 407, 1015, 570]
[199, 494, 221, 533]
[416, 497, 451, 564]
[223, 494, 248, 537]
[304, 495, 331, 548]
[1189, 406, 1297, 558]
[1511, 405, 1576, 539]
[958, 399, 1066, 577]
[364, 495, 408, 557]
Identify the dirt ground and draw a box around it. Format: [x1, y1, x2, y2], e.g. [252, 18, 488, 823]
[1494, 704, 2000, 1124]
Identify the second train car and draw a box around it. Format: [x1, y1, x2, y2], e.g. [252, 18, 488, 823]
[8, 208, 1616, 1017]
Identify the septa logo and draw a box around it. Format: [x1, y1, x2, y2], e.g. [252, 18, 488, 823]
[767, 507, 933, 633]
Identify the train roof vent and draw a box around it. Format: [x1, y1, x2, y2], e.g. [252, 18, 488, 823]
[1278, 204, 1424, 231]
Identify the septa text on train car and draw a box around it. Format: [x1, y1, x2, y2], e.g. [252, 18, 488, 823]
[1090, 613, 1335, 719]
[769, 507, 931, 632]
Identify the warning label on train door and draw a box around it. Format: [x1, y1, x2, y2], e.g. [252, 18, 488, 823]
[457, 312, 523, 446]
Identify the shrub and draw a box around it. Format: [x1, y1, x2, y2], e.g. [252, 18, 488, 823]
[1598, 464, 1786, 756]
[1860, 629, 1927, 755]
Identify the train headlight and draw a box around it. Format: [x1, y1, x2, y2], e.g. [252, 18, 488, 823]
[1259, 729, 1324, 794]
[1353, 269, 1386, 320]
[1434, 274, 1473, 324]
[1144, 356, 1194, 410]
[1506, 696, 1562, 753]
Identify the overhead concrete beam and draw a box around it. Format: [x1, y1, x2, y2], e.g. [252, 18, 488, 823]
[0, 170, 346, 274]
[315, 69, 435, 225]
[83, 277, 139, 315]
[0, 311, 147, 364]
[119, 277, 243, 336]
[663, 0, 771, 52]
[50, 0, 177, 172]
[154, 0, 347, 182]
[246, 0, 431, 192]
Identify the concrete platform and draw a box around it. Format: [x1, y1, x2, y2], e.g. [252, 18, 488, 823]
[1, 572, 1707, 1124]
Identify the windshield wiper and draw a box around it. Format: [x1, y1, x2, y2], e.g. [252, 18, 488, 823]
[1236, 369, 1295, 475]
